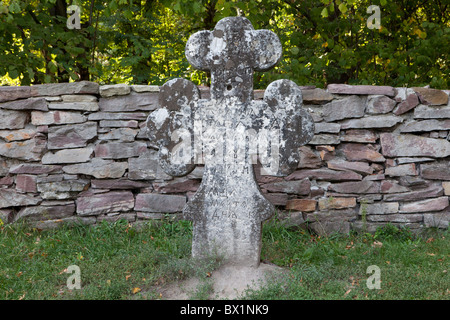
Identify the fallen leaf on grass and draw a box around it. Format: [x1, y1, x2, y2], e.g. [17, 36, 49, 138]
[132, 287, 141, 294]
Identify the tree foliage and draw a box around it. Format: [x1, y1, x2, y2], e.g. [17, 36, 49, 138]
[0, 0, 448, 89]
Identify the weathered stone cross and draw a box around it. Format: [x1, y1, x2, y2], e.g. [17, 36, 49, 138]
[147, 17, 314, 267]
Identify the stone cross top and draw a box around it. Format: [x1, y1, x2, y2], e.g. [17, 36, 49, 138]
[147, 17, 314, 267]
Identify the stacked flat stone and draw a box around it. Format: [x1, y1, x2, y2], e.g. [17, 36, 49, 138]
[1, 69, 450, 235]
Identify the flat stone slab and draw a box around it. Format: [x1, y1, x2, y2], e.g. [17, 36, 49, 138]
[154, 263, 286, 300]
[76, 191, 134, 216]
[327, 84, 396, 96]
[0, 97, 48, 111]
[33, 81, 99, 96]
[380, 133, 450, 157]
[0, 110, 28, 129]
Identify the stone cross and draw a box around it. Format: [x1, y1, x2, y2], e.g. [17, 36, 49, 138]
[147, 17, 314, 267]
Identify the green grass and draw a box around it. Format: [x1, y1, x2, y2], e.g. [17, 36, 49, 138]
[0, 217, 448, 300]
[250, 218, 449, 300]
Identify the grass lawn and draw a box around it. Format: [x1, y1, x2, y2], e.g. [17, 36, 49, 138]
[0, 217, 448, 300]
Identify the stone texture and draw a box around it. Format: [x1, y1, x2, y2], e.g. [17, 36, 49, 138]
[94, 142, 147, 159]
[88, 112, 147, 121]
[398, 176, 427, 188]
[128, 150, 172, 180]
[298, 146, 322, 168]
[380, 180, 410, 194]
[42, 147, 94, 164]
[31, 111, 86, 125]
[366, 95, 397, 114]
[340, 129, 378, 143]
[421, 162, 450, 180]
[48, 122, 97, 149]
[400, 119, 450, 133]
[380, 133, 450, 158]
[286, 168, 362, 181]
[366, 214, 423, 223]
[302, 88, 333, 104]
[412, 87, 448, 106]
[360, 202, 399, 215]
[314, 122, 341, 134]
[62, 158, 128, 178]
[0, 97, 48, 111]
[383, 183, 443, 201]
[322, 95, 366, 122]
[61, 94, 97, 102]
[341, 115, 403, 129]
[48, 102, 99, 111]
[396, 157, 435, 164]
[308, 134, 340, 145]
[99, 92, 158, 111]
[99, 84, 131, 97]
[14, 202, 75, 222]
[399, 197, 449, 213]
[153, 179, 200, 194]
[0, 136, 46, 161]
[413, 105, 450, 119]
[286, 199, 317, 212]
[37, 179, 90, 199]
[131, 85, 160, 93]
[0, 110, 28, 129]
[327, 160, 374, 175]
[263, 193, 288, 206]
[393, 91, 419, 115]
[34, 81, 99, 96]
[15, 174, 37, 193]
[261, 179, 311, 195]
[318, 197, 357, 210]
[306, 209, 356, 225]
[385, 163, 417, 177]
[91, 179, 149, 189]
[0, 127, 36, 142]
[328, 180, 380, 194]
[0, 176, 13, 185]
[134, 193, 186, 212]
[99, 120, 139, 128]
[0, 189, 42, 208]
[0, 86, 38, 103]
[424, 212, 449, 229]
[9, 164, 62, 174]
[442, 182, 450, 195]
[98, 128, 138, 142]
[341, 143, 385, 162]
[76, 191, 135, 216]
[327, 84, 395, 96]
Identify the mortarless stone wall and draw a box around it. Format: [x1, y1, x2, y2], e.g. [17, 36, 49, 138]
[0, 81, 449, 234]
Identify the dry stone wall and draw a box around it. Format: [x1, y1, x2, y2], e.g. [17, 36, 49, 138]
[0, 81, 449, 234]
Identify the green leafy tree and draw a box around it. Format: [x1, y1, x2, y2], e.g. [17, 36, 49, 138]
[0, 0, 448, 88]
